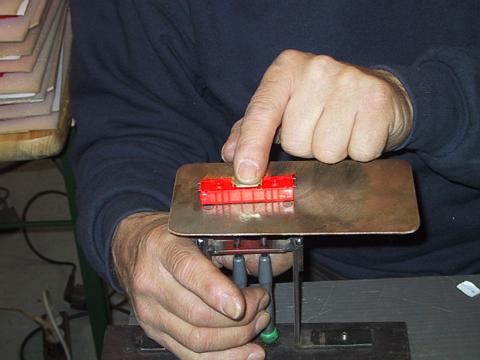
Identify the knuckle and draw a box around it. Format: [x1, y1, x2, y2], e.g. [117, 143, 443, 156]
[236, 134, 263, 154]
[186, 328, 212, 353]
[135, 303, 153, 325]
[313, 147, 346, 164]
[368, 82, 393, 108]
[312, 54, 337, 69]
[185, 303, 214, 326]
[348, 145, 378, 162]
[155, 333, 172, 351]
[240, 326, 256, 344]
[245, 91, 282, 121]
[337, 67, 363, 88]
[280, 137, 312, 158]
[183, 303, 198, 325]
[276, 49, 303, 64]
[168, 247, 197, 284]
[141, 324, 157, 340]
[271, 252, 294, 275]
[307, 55, 340, 79]
[131, 266, 155, 296]
[231, 119, 243, 132]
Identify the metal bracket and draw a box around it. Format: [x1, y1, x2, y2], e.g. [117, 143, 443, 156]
[136, 236, 410, 359]
[196, 237, 297, 256]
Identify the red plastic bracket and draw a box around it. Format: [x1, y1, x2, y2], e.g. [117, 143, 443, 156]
[199, 174, 295, 205]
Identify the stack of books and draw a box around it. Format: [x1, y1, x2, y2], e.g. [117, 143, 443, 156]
[0, 0, 71, 135]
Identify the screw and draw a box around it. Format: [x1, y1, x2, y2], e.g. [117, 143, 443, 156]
[206, 245, 215, 255]
[341, 331, 348, 342]
[261, 236, 267, 247]
[293, 237, 303, 246]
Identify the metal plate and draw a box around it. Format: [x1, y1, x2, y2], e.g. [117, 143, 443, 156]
[168, 160, 419, 237]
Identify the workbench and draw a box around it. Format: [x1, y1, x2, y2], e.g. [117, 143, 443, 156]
[102, 274, 480, 360]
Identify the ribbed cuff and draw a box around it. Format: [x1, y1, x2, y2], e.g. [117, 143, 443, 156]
[373, 61, 467, 155]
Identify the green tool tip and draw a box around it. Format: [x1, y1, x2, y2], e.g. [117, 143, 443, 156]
[259, 327, 279, 344]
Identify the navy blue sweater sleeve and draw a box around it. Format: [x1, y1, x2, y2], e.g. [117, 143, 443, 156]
[69, 0, 230, 288]
[379, 47, 480, 188]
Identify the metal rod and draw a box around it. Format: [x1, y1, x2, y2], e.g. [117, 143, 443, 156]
[292, 237, 303, 346]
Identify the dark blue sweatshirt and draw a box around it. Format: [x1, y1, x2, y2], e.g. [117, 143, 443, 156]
[70, 0, 480, 288]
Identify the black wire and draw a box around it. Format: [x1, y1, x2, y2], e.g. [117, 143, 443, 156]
[21, 190, 76, 273]
[19, 312, 88, 360]
[0, 187, 10, 211]
[0, 186, 10, 201]
[19, 327, 41, 360]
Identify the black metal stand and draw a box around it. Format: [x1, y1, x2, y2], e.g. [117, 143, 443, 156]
[130, 237, 411, 360]
[105, 321, 410, 360]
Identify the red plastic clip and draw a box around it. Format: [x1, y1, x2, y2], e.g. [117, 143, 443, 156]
[199, 174, 295, 205]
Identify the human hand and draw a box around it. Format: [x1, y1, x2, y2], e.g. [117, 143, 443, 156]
[222, 50, 413, 184]
[112, 212, 272, 360]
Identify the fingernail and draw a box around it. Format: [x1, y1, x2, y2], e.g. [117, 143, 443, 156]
[220, 293, 242, 319]
[258, 292, 270, 311]
[236, 159, 259, 184]
[255, 311, 271, 333]
[247, 351, 265, 360]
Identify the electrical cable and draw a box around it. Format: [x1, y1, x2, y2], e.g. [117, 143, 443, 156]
[20, 189, 84, 308]
[19, 326, 42, 360]
[0, 186, 10, 201]
[42, 290, 72, 360]
[14, 188, 131, 358]
[21, 190, 76, 272]
[19, 312, 88, 360]
[0, 306, 47, 327]
[0, 186, 10, 211]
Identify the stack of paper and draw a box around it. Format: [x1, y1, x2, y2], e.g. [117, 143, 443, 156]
[0, 0, 71, 134]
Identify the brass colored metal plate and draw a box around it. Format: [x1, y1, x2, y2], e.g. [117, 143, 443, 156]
[168, 160, 420, 237]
